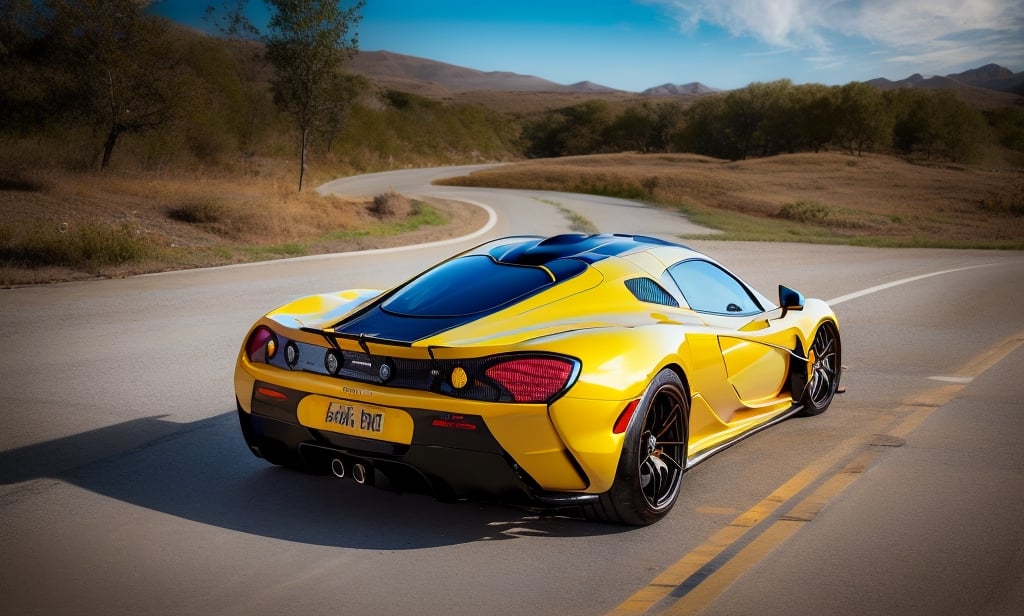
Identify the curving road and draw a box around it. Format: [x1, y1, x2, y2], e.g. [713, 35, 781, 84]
[1, 166, 1022, 616]
[318, 163, 718, 239]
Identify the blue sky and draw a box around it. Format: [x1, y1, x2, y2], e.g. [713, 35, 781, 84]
[152, 0, 1024, 91]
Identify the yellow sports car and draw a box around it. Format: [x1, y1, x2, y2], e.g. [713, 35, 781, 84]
[235, 234, 841, 525]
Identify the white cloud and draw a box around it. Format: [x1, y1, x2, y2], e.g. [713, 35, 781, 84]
[651, 0, 1024, 63]
[839, 0, 1021, 47]
[660, 0, 830, 48]
[643, 0, 1024, 80]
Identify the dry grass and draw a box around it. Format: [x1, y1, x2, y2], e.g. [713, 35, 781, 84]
[0, 160, 483, 285]
[4, 149, 1021, 285]
[439, 151, 1024, 248]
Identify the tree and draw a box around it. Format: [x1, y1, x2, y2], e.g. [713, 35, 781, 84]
[792, 84, 837, 153]
[833, 82, 890, 156]
[679, 95, 730, 158]
[752, 79, 797, 155]
[205, 0, 268, 159]
[320, 72, 371, 152]
[263, 0, 365, 190]
[45, 0, 191, 169]
[606, 103, 656, 153]
[0, 0, 33, 58]
[889, 89, 988, 162]
[0, 0, 44, 131]
[988, 107, 1024, 153]
[648, 102, 687, 153]
[555, 100, 613, 155]
[720, 87, 762, 160]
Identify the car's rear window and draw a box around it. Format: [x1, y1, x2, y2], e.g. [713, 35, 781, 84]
[382, 255, 576, 317]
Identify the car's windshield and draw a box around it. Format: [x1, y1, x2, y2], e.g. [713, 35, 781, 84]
[668, 259, 763, 315]
[382, 255, 580, 318]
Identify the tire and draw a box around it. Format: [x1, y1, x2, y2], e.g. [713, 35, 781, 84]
[584, 369, 689, 526]
[797, 321, 841, 416]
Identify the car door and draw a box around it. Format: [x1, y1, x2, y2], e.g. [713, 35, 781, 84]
[667, 259, 793, 423]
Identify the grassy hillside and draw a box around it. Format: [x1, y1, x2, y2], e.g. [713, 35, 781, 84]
[439, 152, 1024, 249]
[2, 4, 1022, 285]
[0, 161, 487, 285]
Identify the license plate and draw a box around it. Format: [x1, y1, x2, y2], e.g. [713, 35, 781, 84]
[325, 402, 385, 434]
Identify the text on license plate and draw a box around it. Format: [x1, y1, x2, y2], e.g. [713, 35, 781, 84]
[325, 402, 384, 433]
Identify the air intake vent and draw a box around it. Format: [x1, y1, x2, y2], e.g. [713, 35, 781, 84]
[625, 278, 679, 307]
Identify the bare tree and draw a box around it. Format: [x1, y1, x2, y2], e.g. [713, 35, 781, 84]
[46, 0, 190, 169]
[263, 0, 364, 191]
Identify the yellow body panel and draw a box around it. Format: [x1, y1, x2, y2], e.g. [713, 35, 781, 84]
[237, 347, 588, 490]
[483, 408, 590, 490]
[547, 397, 629, 493]
[234, 236, 840, 503]
[719, 336, 789, 406]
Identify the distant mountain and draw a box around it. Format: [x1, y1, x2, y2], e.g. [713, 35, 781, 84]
[642, 82, 719, 96]
[567, 80, 620, 93]
[350, 50, 621, 94]
[947, 64, 1024, 95]
[868, 64, 1024, 96]
[867, 73, 963, 91]
[349, 50, 717, 96]
[351, 50, 1021, 106]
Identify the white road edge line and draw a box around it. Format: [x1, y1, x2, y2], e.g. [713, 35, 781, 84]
[826, 264, 998, 306]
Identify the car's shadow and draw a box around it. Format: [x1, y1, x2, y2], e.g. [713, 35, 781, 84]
[0, 411, 631, 548]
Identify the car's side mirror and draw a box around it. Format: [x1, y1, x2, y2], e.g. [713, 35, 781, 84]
[779, 285, 805, 317]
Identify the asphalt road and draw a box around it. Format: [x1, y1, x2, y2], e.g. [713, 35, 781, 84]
[1, 166, 1022, 616]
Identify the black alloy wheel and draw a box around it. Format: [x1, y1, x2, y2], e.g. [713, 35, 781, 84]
[798, 321, 841, 416]
[584, 369, 689, 526]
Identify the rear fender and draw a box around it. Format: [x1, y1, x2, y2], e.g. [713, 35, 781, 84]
[537, 325, 692, 493]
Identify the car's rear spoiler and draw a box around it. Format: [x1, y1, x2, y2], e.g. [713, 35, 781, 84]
[301, 327, 452, 360]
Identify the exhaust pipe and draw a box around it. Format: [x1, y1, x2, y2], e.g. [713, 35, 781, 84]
[330, 458, 345, 479]
[352, 463, 368, 485]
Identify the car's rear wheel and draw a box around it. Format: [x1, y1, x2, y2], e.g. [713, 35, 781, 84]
[584, 369, 688, 526]
[798, 321, 841, 416]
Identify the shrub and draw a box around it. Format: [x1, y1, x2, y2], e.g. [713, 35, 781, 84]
[978, 181, 1024, 217]
[0, 173, 47, 192]
[369, 190, 413, 219]
[777, 200, 879, 229]
[0, 220, 152, 267]
[168, 198, 227, 224]
[778, 201, 834, 223]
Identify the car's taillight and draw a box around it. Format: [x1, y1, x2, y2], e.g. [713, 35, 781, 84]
[484, 356, 576, 403]
[245, 326, 277, 362]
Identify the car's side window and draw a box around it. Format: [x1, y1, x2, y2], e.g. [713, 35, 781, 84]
[667, 259, 762, 315]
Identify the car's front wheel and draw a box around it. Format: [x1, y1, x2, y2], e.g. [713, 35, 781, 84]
[584, 369, 689, 526]
[797, 321, 841, 416]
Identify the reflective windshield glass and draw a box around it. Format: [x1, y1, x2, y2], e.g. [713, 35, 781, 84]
[668, 259, 762, 315]
[382, 255, 559, 317]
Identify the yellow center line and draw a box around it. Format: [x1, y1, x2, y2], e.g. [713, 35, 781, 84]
[667, 449, 876, 616]
[952, 332, 1024, 380]
[661, 521, 802, 616]
[660, 449, 878, 616]
[606, 415, 892, 616]
[609, 331, 1024, 616]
